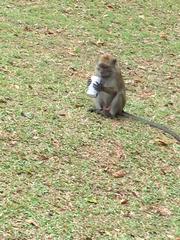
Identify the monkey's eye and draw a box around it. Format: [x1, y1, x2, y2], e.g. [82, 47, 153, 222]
[99, 63, 109, 69]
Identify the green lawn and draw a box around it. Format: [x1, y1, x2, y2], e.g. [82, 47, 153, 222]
[0, 0, 179, 239]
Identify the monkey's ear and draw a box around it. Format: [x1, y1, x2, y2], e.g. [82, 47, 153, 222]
[112, 58, 117, 65]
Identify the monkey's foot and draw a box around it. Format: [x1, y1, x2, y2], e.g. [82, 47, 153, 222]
[101, 110, 114, 118]
[88, 108, 102, 114]
[88, 108, 115, 118]
[88, 107, 96, 113]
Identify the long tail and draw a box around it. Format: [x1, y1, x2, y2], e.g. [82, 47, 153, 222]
[122, 111, 180, 142]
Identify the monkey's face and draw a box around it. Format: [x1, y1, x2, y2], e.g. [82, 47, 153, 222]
[97, 63, 113, 78]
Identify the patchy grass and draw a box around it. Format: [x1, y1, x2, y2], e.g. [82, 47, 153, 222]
[0, 0, 179, 239]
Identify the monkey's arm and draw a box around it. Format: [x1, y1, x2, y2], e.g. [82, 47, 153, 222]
[102, 86, 117, 95]
[93, 82, 117, 95]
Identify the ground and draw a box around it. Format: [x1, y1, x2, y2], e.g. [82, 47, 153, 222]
[0, 0, 179, 239]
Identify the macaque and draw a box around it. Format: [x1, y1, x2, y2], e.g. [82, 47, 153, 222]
[88, 53, 126, 117]
[88, 53, 180, 142]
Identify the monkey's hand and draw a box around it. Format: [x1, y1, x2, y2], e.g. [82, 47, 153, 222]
[103, 110, 113, 118]
[102, 107, 113, 118]
[87, 78, 92, 87]
[94, 83, 117, 95]
[93, 81, 103, 92]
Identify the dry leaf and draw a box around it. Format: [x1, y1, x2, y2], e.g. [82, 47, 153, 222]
[32, 135, 39, 140]
[161, 165, 172, 175]
[155, 137, 173, 146]
[139, 15, 145, 19]
[52, 139, 61, 148]
[139, 91, 153, 99]
[21, 112, 34, 119]
[39, 155, 49, 161]
[134, 77, 144, 83]
[123, 211, 134, 218]
[115, 191, 126, 198]
[91, 40, 105, 46]
[166, 234, 174, 239]
[160, 32, 168, 40]
[28, 84, 33, 89]
[131, 191, 140, 197]
[0, 99, 7, 104]
[26, 219, 39, 228]
[59, 111, 66, 116]
[164, 101, 173, 106]
[155, 206, 171, 216]
[9, 141, 18, 146]
[45, 29, 55, 35]
[75, 104, 84, 108]
[86, 197, 97, 204]
[12, 84, 20, 89]
[138, 65, 146, 70]
[111, 142, 124, 158]
[120, 199, 128, 204]
[114, 148, 124, 159]
[166, 75, 174, 80]
[96, 40, 105, 46]
[112, 170, 126, 178]
[106, 4, 114, 9]
[24, 26, 32, 32]
[68, 66, 77, 72]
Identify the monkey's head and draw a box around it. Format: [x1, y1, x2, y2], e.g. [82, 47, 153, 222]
[96, 53, 117, 78]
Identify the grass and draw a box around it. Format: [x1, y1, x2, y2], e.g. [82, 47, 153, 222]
[0, 0, 179, 239]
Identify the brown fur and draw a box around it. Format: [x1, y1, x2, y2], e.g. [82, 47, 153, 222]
[94, 53, 126, 117]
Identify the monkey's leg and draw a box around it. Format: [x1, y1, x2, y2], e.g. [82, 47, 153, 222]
[95, 94, 107, 113]
[109, 92, 125, 117]
[88, 96, 103, 114]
